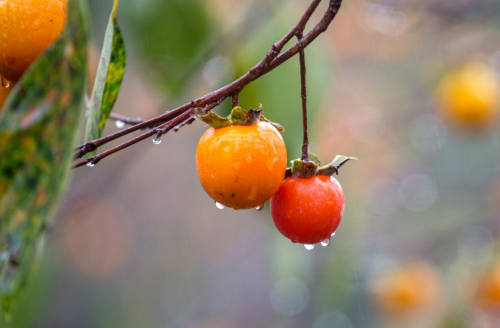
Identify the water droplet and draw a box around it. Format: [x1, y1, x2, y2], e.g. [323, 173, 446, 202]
[255, 204, 264, 211]
[248, 186, 257, 201]
[215, 202, 225, 210]
[321, 239, 330, 247]
[153, 134, 162, 145]
[290, 234, 299, 243]
[1, 76, 10, 89]
[86, 162, 95, 167]
[331, 232, 336, 237]
[232, 140, 240, 154]
[304, 244, 314, 250]
[267, 159, 275, 171]
[115, 120, 125, 128]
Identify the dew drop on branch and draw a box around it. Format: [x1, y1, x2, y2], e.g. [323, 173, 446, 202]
[152, 134, 162, 145]
[86, 162, 95, 167]
[115, 120, 125, 129]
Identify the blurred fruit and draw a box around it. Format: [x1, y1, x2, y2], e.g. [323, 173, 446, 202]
[270, 175, 345, 244]
[0, 0, 67, 82]
[475, 262, 500, 309]
[60, 200, 133, 278]
[196, 121, 287, 210]
[370, 262, 440, 315]
[0, 83, 13, 110]
[437, 62, 500, 128]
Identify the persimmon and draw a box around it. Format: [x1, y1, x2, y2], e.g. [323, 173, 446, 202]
[270, 154, 355, 246]
[474, 262, 500, 309]
[437, 61, 500, 128]
[195, 107, 287, 210]
[271, 175, 344, 245]
[0, 0, 68, 82]
[370, 262, 440, 315]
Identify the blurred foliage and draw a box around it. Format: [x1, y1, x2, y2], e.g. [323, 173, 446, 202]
[0, 0, 89, 318]
[118, 0, 214, 95]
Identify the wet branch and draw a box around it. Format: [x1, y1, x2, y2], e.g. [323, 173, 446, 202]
[73, 0, 343, 169]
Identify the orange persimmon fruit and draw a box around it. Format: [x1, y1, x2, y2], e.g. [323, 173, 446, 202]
[0, 0, 68, 82]
[196, 110, 287, 210]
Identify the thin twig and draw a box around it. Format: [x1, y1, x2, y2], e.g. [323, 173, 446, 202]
[109, 113, 145, 126]
[298, 32, 310, 161]
[73, 0, 343, 168]
[231, 93, 239, 108]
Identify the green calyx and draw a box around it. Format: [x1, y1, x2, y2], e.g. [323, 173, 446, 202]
[286, 152, 357, 178]
[194, 106, 285, 132]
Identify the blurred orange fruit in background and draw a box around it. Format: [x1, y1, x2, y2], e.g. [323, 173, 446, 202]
[370, 262, 440, 315]
[437, 62, 500, 129]
[475, 262, 500, 309]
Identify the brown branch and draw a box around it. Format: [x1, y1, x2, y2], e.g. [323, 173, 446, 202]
[231, 93, 240, 108]
[74, 0, 343, 168]
[108, 113, 145, 126]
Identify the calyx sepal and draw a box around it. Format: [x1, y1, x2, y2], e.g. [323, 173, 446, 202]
[194, 105, 285, 132]
[285, 154, 357, 178]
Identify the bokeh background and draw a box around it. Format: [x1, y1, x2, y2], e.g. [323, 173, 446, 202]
[4, 0, 500, 327]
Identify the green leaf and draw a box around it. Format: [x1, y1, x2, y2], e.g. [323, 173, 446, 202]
[84, 0, 125, 148]
[0, 0, 89, 318]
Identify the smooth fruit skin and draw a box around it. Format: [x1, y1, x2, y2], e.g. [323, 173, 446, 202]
[196, 122, 287, 210]
[0, 0, 67, 82]
[437, 62, 500, 128]
[270, 175, 345, 244]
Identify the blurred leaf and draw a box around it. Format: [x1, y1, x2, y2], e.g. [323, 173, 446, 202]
[120, 0, 214, 94]
[85, 0, 126, 146]
[0, 0, 89, 317]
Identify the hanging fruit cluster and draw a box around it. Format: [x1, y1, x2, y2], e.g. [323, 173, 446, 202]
[194, 104, 356, 248]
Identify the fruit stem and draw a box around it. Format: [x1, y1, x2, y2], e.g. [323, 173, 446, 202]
[231, 93, 240, 108]
[298, 33, 310, 162]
